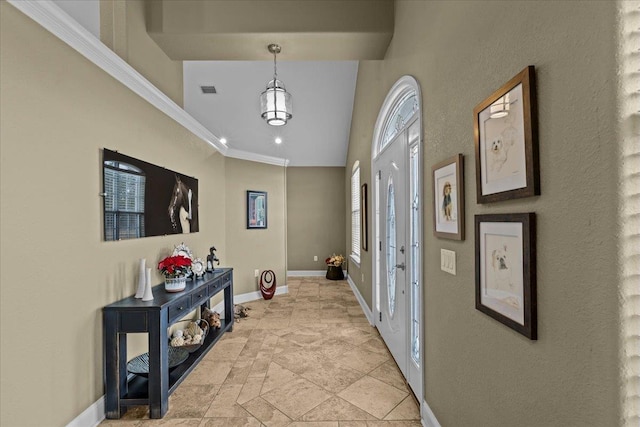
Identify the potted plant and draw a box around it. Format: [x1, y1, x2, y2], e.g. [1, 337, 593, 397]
[158, 255, 192, 292]
[325, 254, 345, 280]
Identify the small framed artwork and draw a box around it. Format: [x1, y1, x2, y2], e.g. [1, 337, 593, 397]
[432, 154, 465, 240]
[361, 183, 368, 251]
[475, 213, 537, 340]
[474, 66, 540, 204]
[246, 190, 267, 229]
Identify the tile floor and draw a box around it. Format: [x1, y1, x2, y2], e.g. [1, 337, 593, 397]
[102, 277, 421, 427]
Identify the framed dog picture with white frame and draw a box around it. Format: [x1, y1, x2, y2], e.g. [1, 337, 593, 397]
[475, 213, 537, 340]
[432, 154, 464, 240]
[474, 66, 540, 204]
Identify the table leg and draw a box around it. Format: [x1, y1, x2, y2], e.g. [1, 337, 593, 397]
[148, 309, 169, 418]
[104, 311, 126, 419]
[224, 280, 234, 331]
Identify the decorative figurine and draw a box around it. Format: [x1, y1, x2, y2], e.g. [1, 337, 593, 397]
[206, 246, 220, 272]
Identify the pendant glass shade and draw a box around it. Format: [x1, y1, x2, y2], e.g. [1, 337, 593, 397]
[260, 44, 292, 126]
[261, 79, 292, 126]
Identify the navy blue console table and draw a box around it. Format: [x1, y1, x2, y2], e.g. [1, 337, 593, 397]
[103, 268, 234, 419]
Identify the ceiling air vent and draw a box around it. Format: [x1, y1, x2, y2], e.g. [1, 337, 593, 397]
[200, 86, 217, 94]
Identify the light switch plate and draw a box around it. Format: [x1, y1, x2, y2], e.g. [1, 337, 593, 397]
[441, 249, 456, 275]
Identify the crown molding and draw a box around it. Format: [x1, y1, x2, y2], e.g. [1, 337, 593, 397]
[225, 148, 290, 167]
[8, 0, 229, 154]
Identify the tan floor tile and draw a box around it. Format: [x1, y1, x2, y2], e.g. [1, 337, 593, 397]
[336, 347, 389, 374]
[336, 422, 368, 427]
[280, 328, 326, 346]
[337, 376, 407, 419]
[301, 360, 364, 393]
[357, 338, 388, 356]
[288, 422, 339, 427]
[255, 319, 291, 329]
[137, 419, 201, 426]
[365, 422, 422, 426]
[241, 396, 292, 427]
[273, 349, 326, 375]
[248, 354, 272, 377]
[206, 341, 246, 361]
[301, 397, 376, 422]
[117, 405, 149, 420]
[308, 337, 354, 360]
[165, 384, 220, 419]
[237, 376, 266, 404]
[367, 362, 409, 392]
[102, 280, 419, 426]
[262, 378, 332, 420]
[204, 383, 251, 418]
[100, 420, 141, 426]
[261, 362, 301, 394]
[274, 338, 305, 355]
[383, 396, 420, 421]
[181, 360, 233, 386]
[198, 417, 262, 427]
[225, 357, 255, 385]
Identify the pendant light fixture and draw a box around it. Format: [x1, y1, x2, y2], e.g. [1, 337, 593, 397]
[260, 44, 292, 126]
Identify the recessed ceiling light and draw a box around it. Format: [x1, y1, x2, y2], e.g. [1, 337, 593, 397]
[275, 137, 282, 144]
[220, 138, 227, 144]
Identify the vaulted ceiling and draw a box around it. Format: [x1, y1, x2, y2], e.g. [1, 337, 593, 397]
[149, 0, 394, 166]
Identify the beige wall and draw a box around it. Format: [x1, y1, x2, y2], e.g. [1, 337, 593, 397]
[0, 4, 223, 425]
[100, 0, 184, 106]
[345, 1, 620, 425]
[345, 60, 384, 306]
[224, 158, 287, 295]
[287, 167, 346, 271]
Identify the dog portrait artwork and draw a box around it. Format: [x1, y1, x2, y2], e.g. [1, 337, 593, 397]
[491, 245, 513, 292]
[489, 135, 513, 173]
[485, 239, 522, 313]
[442, 181, 453, 221]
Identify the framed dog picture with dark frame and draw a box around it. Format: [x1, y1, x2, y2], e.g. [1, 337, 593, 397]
[474, 66, 540, 204]
[475, 213, 537, 340]
[432, 154, 465, 240]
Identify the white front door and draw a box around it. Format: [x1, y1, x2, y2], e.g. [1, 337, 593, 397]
[376, 132, 408, 376]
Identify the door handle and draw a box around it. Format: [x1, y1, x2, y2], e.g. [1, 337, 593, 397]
[395, 262, 405, 271]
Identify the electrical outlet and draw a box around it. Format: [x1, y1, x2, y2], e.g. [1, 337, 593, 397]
[361, 273, 365, 282]
[254, 269, 259, 277]
[441, 249, 456, 275]
[314, 256, 318, 262]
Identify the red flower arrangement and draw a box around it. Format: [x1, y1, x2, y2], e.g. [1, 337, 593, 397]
[158, 255, 192, 278]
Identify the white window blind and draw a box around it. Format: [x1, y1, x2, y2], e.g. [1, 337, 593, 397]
[619, 2, 640, 425]
[104, 162, 145, 240]
[351, 164, 361, 261]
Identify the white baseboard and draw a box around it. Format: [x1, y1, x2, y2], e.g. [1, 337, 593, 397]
[287, 270, 325, 277]
[421, 399, 441, 427]
[66, 395, 104, 427]
[346, 274, 374, 325]
[68, 286, 288, 427]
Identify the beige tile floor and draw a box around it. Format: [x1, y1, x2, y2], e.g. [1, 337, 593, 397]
[102, 277, 421, 427]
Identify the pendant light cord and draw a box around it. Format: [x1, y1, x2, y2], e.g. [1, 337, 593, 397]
[273, 50, 278, 81]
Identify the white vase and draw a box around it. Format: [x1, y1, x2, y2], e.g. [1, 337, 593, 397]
[134, 258, 146, 298]
[165, 276, 187, 293]
[142, 267, 154, 301]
